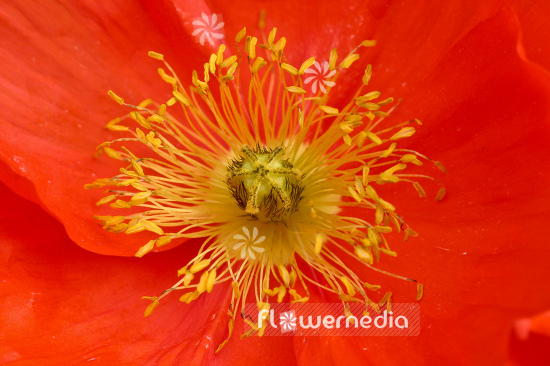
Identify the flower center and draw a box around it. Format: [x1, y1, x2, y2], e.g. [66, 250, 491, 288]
[88, 20, 447, 353]
[226, 144, 304, 221]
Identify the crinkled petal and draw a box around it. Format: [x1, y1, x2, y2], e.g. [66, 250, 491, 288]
[295, 9, 550, 365]
[0, 0, 213, 256]
[0, 183, 296, 365]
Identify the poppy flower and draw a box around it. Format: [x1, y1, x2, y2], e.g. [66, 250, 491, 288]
[1, 1, 550, 365]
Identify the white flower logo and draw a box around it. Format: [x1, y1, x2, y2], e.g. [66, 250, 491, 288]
[304, 61, 336, 94]
[192, 13, 225, 46]
[233, 226, 266, 260]
[280, 311, 296, 333]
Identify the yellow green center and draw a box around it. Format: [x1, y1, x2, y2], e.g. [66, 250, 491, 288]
[226, 144, 304, 221]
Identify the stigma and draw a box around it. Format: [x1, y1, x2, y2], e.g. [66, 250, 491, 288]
[87, 23, 446, 351]
[227, 144, 303, 221]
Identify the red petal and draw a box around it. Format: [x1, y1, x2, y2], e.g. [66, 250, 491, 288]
[207, 0, 379, 62]
[205, 0, 508, 98]
[142, 0, 224, 55]
[509, 0, 550, 71]
[0, 1, 212, 255]
[0, 183, 296, 364]
[294, 9, 550, 365]
[510, 310, 550, 365]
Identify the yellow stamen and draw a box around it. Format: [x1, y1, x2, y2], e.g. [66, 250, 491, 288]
[390, 127, 416, 140]
[135, 240, 155, 258]
[148, 51, 164, 60]
[96, 195, 116, 206]
[298, 57, 315, 75]
[314, 233, 323, 255]
[280, 63, 298, 75]
[417, 283, 424, 301]
[143, 297, 159, 316]
[285, 86, 306, 94]
[156, 236, 172, 247]
[216, 44, 226, 65]
[107, 90, 124, 105]
[340, 54, 360, 69]
[235, 27, 247, 42]
[361, 40, 377, 47]
[363, 65, 372, 85]
[190, 260, 210, 273]
[329, 48, 338, 70]
[319, 106, 339, 114]
[158, 68, 176, 84]
[436, 187, 447, 201]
